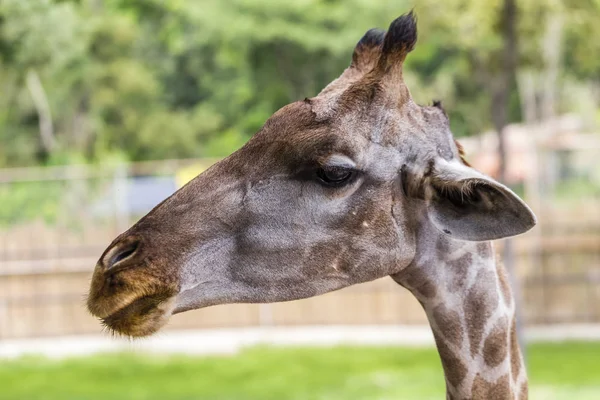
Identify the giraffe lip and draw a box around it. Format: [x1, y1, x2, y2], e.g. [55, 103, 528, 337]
[102, 293, 167, 319]
[100, 292, 176, 337]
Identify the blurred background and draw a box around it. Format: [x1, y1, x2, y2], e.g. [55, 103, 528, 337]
[1, 0, 599, 399]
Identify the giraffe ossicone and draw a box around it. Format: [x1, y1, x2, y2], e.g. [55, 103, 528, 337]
[88, 11, 535, 399]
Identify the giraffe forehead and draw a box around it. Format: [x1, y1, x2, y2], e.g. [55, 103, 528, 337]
[332, 98, 453, 151]
[248, 96, 454, 177]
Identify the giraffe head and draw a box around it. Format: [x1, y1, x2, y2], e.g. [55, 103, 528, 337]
[87, 12, 536, 337]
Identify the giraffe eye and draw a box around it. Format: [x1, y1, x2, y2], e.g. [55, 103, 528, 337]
[316, 166, 355, 187]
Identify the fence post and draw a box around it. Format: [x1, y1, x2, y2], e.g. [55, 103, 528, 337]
[113, 164, 131, 233]
[0, 298, 7, 340]
[258, 304, 274, 327]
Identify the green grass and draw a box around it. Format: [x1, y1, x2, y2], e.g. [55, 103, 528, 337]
[1, 342, 599, 400]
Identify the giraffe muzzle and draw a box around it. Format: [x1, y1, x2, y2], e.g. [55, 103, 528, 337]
[87, 233, 181, 337]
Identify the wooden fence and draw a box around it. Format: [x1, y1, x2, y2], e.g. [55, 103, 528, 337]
[1, 161, 599, 339]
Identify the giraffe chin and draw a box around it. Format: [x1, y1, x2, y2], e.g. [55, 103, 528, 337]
[100, 293, 176, 338]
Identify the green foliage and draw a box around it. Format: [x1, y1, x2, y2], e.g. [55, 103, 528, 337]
[0, 181, 62, 225]
[0, 343, 599, 399]
[0, 0, 599, 167]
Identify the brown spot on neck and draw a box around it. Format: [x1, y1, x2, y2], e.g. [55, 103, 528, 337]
[483, 316, 509, 367]
[471, 373, 511, 400]
[433, 332, 467, 389]
[476, 242, 492, 259]
[432, 304, 463, 347]
[464, 268, 499, 357]
[446, 253, 472, 293]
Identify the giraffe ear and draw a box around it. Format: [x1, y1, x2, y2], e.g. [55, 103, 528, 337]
[424, 159, 536, 241]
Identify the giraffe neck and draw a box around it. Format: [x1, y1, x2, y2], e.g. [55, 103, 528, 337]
[393, 227, 528, 399]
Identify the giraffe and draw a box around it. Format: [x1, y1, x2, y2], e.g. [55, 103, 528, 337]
[87, 12, 535, 399]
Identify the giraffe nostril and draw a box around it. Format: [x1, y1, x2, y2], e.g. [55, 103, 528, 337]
[104, 238, 141, 270]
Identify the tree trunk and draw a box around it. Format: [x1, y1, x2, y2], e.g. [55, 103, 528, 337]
[491, 0, 518, 183]
[517, 70, 538, 124]
[541, 13, 563, 122]
[26, 70, 56, 155]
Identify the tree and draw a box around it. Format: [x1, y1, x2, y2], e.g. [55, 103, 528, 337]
[0, 0, 598, 168]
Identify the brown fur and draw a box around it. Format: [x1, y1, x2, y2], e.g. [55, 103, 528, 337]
[433, 304, 463, 347]
[476, 242, 492, 259]
[435, 332, 468, 388]
[376, 11, 417, 72]
[519, 381, 529, 399]
[403, 266, 437, 299]
[352, 28, 385, 72]
[454, 140, 472, 167]
[464, 269, 499, 357]
[471, 374, 511, 400]
[446, 253, 472, 293]
[483, 316, 509, 367]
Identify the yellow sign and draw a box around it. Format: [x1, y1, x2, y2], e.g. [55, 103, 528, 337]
[175, 163, 207, 188]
